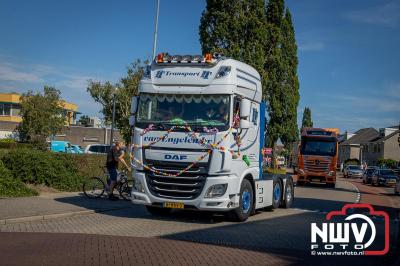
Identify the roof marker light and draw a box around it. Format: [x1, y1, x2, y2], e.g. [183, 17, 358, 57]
[205, 53, 213, 63]
[157, 53, 164, 63]
[163, 54, 172, 62]
[192, 55, 203, 62]
[172, 55, 183, 62]
[182, 55, 193, 62]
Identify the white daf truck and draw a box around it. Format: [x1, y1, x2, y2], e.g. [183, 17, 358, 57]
[129, 53, 294, 221]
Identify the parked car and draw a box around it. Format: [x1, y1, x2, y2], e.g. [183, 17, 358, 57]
[371, 169, 398, 187]
[51, 141, 72, 153]
[71, 145, 84, 154]
[343, 165, 363, 178]
[84, 144, 110, 154]
[362, 167, 378, 184]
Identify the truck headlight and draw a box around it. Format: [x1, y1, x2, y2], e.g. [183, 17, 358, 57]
[205, 184, 227, 198]
[298, 168, 305, 175]
[328, 171, 335, 176]
[134, 179, 145, 193]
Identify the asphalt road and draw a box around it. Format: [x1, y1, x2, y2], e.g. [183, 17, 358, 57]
[1, 178, 399, 265]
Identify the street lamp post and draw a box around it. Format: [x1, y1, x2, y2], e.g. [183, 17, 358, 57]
[109, 89, 117, 145]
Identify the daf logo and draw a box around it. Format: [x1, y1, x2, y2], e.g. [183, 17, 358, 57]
[165, 154, 188, 160]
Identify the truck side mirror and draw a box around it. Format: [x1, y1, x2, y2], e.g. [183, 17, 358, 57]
[240, 98, 250, 118]
[131, 96, 138, 114]
[240, 119, 250, 129]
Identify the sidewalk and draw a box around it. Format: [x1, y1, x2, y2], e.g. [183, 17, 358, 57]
[0, 192, 132, 224]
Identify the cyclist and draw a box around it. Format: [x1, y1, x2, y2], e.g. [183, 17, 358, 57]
[106, 141, 131, 200]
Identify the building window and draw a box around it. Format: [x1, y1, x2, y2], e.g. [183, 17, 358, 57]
[0, 103, 11, 116]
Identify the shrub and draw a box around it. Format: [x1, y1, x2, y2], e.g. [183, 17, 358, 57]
[0, 160, 38, 197]
[2, 149, 83, 191]
[70, 154, 106, 178]
[377, 158, 398, 168]
[0, 138, 16, 143]
[0, 142, 35, 150]
[345, 158, 359, 165]
[265, 167, 286, 174]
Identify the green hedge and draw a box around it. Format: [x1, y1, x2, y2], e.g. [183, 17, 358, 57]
[0, 142, 35, 150]
[1, 149, 106, 192]
[0, 160, 38, 197]
[377, 158, 398, 168]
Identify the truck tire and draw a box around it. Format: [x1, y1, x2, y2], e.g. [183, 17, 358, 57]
[230, 179, 253, 222]
[296, 180, 304, 186]
[281, 178, 294, 208]
[272, 179, 283, 209]
[146, 206, 171, 216]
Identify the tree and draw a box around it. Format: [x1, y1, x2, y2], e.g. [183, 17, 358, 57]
[280, 9, 300, 152]
[199, 0, 266, 75]
[301, 107, 313, 130]
[78, 115, 91, 127]
[199, 0, 301, 163]
[17, 86, 65, 145]
[264, 0, 285, 148]
[87, 60, 145, 144]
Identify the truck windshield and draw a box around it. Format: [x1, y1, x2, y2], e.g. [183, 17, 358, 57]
[136, 93, 230, 129]
[301, 138, 337, 157]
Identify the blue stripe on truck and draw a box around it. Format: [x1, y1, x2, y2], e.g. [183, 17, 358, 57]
[259, 102, 266, 180]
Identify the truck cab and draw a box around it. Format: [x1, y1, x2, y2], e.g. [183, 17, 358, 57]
[129, 53, 294, 221]
[296, 128, 338, 187]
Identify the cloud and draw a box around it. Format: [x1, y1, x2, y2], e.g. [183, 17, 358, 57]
[298, 41, 324, 52]
[0, 57, 116, 117]
[0, 63, 43, 83]
[345, 1, 400, 27]
[308, 83, 400, 132]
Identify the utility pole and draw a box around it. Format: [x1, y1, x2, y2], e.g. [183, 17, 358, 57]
[152, 0, 160, 59]
[109, 88, 117, 145]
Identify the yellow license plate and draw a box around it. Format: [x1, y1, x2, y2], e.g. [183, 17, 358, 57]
[164, 202, 184, 209]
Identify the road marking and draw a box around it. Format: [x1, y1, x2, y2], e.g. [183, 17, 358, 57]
[346, 180, 361, 203]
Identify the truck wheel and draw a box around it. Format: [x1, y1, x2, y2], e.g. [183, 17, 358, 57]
[280, 179, 294, 208]
[296, 180, 304, 186]
[272, 179, 282, 209]
[146, 206, 171, 216]
[231, 179, 253, 222]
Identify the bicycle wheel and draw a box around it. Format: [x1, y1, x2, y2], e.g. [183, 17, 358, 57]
[119, 180, 134, 200]
[83, 177, 105, 199]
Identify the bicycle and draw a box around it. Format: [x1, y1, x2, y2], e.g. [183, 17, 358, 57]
[82, 168, 134, 200]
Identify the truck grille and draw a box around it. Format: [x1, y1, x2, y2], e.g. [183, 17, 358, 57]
[144, 160, 208, 200]
[304, 159, 330, 173]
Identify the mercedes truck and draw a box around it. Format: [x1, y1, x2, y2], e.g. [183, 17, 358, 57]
[296, 128, 339, 188]
[129, 53, 294, 221]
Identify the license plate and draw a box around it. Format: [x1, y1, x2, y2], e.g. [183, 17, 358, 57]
[163, 202, 184, 209]
[312, 179, 320, 182]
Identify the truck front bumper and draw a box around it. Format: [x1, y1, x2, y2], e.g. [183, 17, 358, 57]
[297, 171, 336, 184]
[131, 172, 241, 211]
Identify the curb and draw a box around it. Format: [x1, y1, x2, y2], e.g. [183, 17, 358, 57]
[0, 206, 130, 225]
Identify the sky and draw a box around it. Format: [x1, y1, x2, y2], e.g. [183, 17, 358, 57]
[0, 0, 399, 133]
